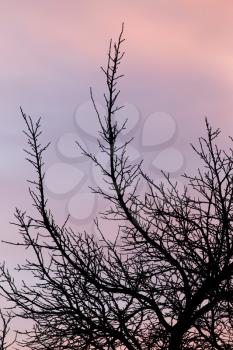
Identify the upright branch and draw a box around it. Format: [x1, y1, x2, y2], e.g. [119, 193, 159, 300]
[0, 310, 17, 350]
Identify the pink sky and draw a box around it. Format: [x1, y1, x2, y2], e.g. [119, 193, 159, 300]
[0, 0, 233, 343]
[1, 0, 233, 291]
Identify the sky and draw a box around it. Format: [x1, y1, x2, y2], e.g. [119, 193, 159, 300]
[1, 0, 233, 279]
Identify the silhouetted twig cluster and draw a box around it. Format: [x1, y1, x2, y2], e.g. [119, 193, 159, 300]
[0, 24, 232, 350]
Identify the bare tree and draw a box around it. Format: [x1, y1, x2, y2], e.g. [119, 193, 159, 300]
[0, 24, 233, 350]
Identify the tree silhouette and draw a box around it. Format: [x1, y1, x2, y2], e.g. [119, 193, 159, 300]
[0, 25, 233, 350]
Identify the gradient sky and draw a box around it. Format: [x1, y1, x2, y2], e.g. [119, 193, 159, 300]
[1, 0, 233, 273]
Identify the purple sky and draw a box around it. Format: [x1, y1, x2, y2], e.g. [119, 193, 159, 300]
[1, 1, 233, 268]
